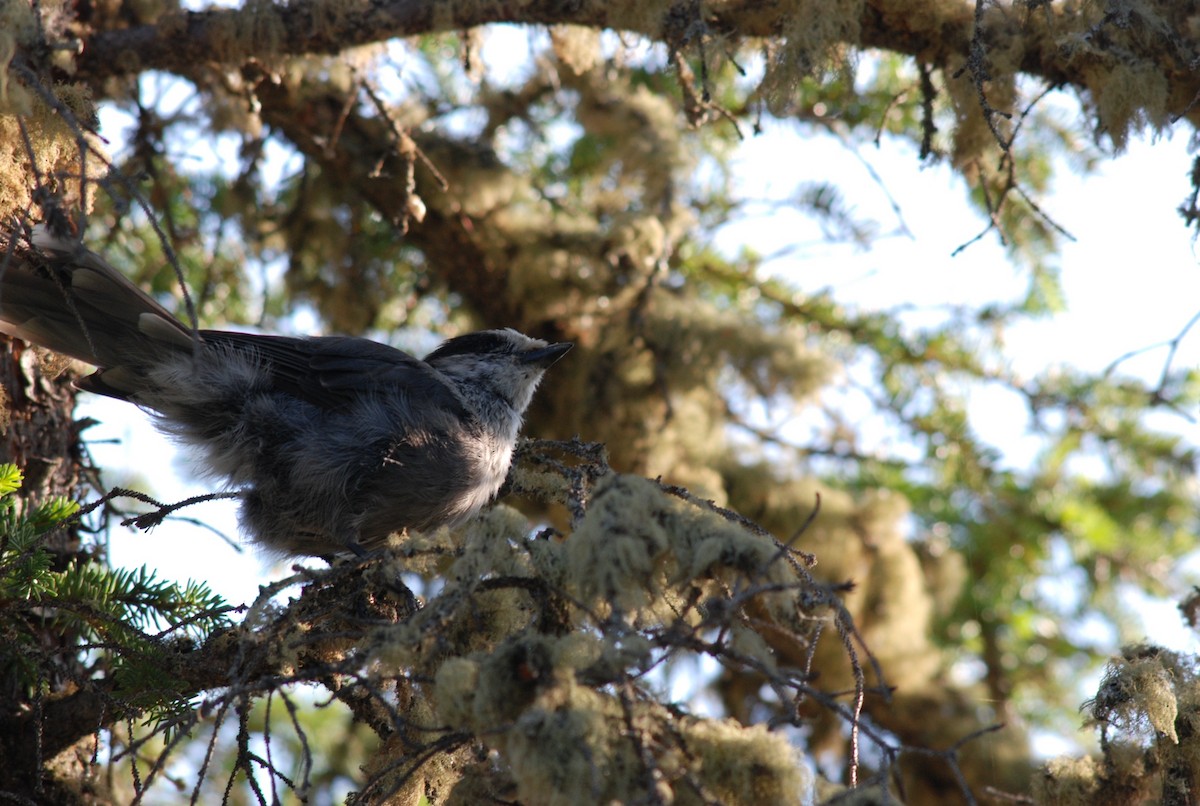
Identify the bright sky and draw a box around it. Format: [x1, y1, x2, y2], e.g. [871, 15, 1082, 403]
[741, 125, 1200, 661]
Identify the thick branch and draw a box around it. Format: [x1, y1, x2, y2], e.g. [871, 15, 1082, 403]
[69, 0, 1200, 129]
[75, 0, 638, 80]
[4, 563, 415, 773]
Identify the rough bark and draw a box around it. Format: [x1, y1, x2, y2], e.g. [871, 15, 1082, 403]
[0, 338, 93, 803]
[68, 0, 1200, 130]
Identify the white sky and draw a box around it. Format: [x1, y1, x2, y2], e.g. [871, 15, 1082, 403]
[741, 126, 1200, 661]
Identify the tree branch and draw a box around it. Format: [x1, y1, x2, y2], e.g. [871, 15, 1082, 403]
[67, 0, 1200, 132]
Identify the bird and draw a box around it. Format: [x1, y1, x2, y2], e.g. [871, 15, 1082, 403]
[0, 226, 571, 557]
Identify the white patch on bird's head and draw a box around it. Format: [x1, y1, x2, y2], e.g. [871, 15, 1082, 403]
[425, 328, 571, 417]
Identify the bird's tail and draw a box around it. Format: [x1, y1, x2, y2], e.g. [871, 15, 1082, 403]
[0, 226, 196, 399]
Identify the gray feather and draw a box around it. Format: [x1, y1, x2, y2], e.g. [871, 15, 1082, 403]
[0, 226, 572, 556]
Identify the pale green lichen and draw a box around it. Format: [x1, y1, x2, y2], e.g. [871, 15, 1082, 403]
[1033, 755, 1104, 804]
[1089, 651, 1180, 743]
[565, 473, 810, 632]
[1091, 64, 1170, 150]
[0, 0, 106, 222]
[679, 717, 807, 805]
[550, 25, 601, 75]
[0, 82, 105, 221]
[440, 642, 809, 805]
[759, 0, 864, 112]
[402, 471, 822, 804]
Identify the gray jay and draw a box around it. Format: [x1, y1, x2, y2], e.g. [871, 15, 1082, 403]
[0, 227, 571, 557]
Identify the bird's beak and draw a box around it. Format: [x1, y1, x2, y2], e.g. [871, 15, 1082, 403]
[522, 342, 573, 367]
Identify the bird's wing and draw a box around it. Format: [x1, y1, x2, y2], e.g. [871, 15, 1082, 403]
[200, 331, 462, 412]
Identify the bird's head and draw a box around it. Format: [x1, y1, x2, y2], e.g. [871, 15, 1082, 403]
[424, 328, 572, 414]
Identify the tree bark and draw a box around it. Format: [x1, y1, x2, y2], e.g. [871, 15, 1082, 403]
[68, 0, 1200, 129]
[0, 338, 95, 803]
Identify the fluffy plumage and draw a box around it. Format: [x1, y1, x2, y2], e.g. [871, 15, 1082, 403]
[0, 227, 570, 556]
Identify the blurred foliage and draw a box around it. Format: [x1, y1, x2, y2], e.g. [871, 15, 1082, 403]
[78, 30, 1200, 799]
[2, 1, 1200, 801]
